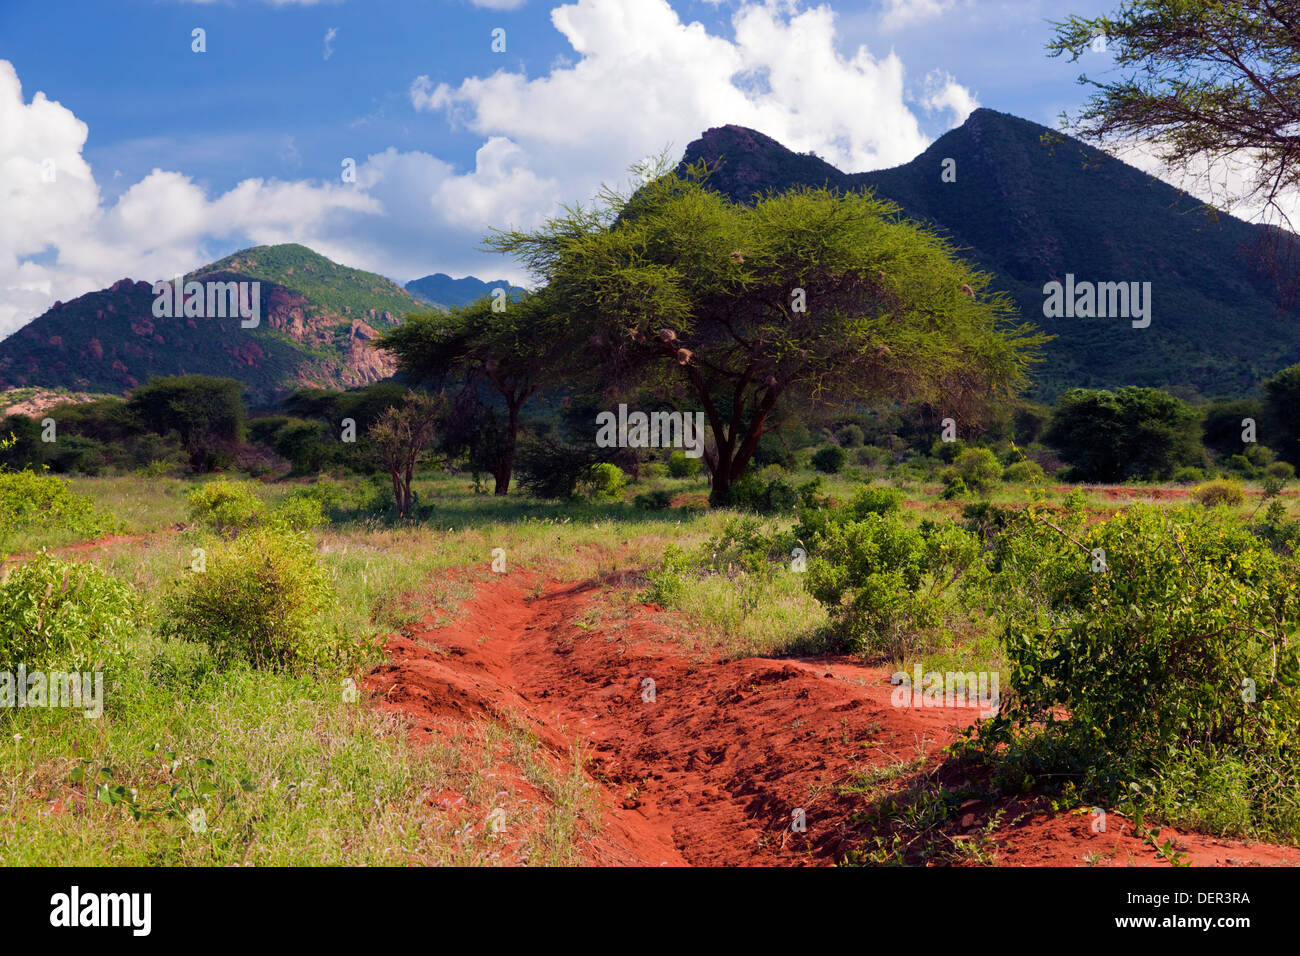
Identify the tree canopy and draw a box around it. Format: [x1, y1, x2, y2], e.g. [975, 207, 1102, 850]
[486, 164, 1044, 503]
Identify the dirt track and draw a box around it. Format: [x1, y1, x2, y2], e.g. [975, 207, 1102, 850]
[365, 573, 1300, 867]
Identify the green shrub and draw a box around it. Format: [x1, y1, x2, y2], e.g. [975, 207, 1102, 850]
[940, 472, 968, 499]
[953, 447, 1002, 494]
[639, 462, 669, 481]
[159, 527, 335, 670]
[185, 479, 267, 537]
[804, 513, 977, 660]
[667, 451, 703, 478]
[1172, 466, 1205, 484]
[634, 489, 674, 510]
[812, 445, 847, 474]
[579, 463, 627, 502]
[835, 424, 865, 448]
[271, 494, 329, 532]
[1194, 479, 1245, 508]
[982, 505, 1300, 828]
[0, 554, 139, 670]
[0, 470, 119, 551]
[1267, 461, 1295, 481]
[728, 474, 798, 515]
[1001, 459, 1045, 485]
[931, 438, 965, 464]
[854, 445, 891, 468]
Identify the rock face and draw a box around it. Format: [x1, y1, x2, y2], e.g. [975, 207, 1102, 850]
[0, 245, 421, 404]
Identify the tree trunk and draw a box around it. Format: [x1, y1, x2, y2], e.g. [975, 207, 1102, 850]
[494, 400, 520, 496]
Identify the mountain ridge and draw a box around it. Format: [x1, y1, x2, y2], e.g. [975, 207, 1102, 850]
[680, 109, 1300, 398]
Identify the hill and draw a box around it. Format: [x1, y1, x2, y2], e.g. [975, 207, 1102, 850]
[0, 244, 425, 404]
[679, 112, 1300, 399]
[405, 273, 526, 310]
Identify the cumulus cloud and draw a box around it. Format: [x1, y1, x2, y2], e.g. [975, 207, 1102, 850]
[2, 1, 982, 336]
[414, 0, 959, 177]
[0, 61, 378, 337]
[879, 0, 958, 31]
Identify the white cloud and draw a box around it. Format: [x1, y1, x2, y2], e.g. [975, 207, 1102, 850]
[921, 70, 978, 127]
[470, 0, 530, 9]
[879, 0, 957, 31]
[1, 1, 985, 337]
[323, 27, 338, 61]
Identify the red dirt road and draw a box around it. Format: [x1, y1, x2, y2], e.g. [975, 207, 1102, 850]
[365, 574, 1300, 867]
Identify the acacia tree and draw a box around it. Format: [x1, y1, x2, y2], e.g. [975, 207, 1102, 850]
[379, 292, 560, 495]
[369, 392, 440, 518]
[1050, 2, 1300, 225]
[487, 165, 1044, 505]
[127, 375, 246, 472]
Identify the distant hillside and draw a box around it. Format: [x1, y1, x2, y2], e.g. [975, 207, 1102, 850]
[0, 244, 425, 404]
[405, 273, 526, 310]
[679, 113, 1300, 399]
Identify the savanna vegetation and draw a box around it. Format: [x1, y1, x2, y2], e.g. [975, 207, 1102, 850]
[6, 153, 1300, 866]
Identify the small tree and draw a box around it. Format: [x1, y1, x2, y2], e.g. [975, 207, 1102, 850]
[379, 292, 562, 495]
[488, 163, 1043, 505]
[369, 392, 440, 518]
[128, 375, 246, 472]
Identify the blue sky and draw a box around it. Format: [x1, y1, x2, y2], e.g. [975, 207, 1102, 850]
[0, 0, 1119, 335]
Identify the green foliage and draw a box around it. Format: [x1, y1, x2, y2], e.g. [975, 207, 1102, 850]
[579, 463, 627, 502]
[1002, 459, 1046, 484]
[952, 447, 1002, 493]
[186, 480, 267, 537]
[1194, 479, 1245, 508]
[159, 526, 337, 671]
[727, 472, 798, 515]
[667, 451, 703, 478]
[633, 489, 674, 510]
[1044, 387, 1203, 481]
[811, 445, 847, 474]
[0, 470, 120, 552]
[128, 376, 247, 473]
[1263, 364, 1300, 464]
[0, 554, 139, 670]
[804, 512, 978, 660]
[980, 505, 1300, 830]
[835, 424, 865, 448]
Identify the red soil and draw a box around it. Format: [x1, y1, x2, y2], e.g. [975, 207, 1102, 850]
[364, 574, 1300, 867]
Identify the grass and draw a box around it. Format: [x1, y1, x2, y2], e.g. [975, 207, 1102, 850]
[4, 464, 1299, 863]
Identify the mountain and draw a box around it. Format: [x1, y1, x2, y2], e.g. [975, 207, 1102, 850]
[405, 273, 526, 310]
[679, 112, 1300, 399]
[0, 244, 425, 404]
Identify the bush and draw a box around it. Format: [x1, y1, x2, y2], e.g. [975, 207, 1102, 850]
[854, 445, 892, 468]
[1001, 459, 1046, 485]
[1267, 461, 1296, 481]
[634, 489, 674, 510]
[1194, 479, 1245, 508]
[186, 480, 267, 537]
[835, 424, 865, 448]
[639, 462, 669, 481]
[728, 474, 798, 515]
[812, 445, 847, 474]
[271, 493, 329, 532]
[579, 463, 627, 502]
[667, 451, 703, 478]
[953, 447, 1002, 494]
[940, 472, 968, 499]
[160, 527, 335, 670]
[1172, 466, 1205, 484]
[0, 554, 139, 671]
[804, 512, 978, 660]
[983, 505, 1300, 826]
[0, 470, 119, 551]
